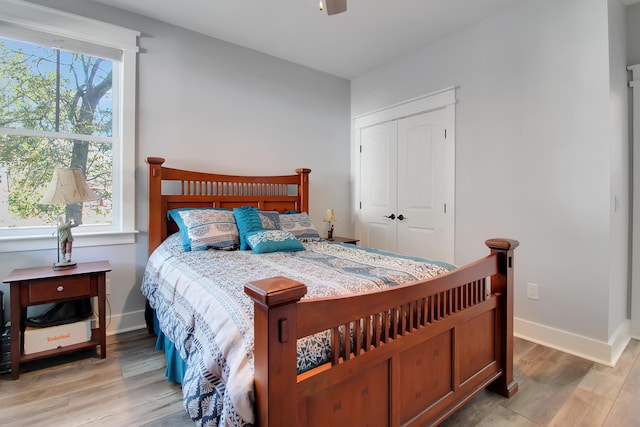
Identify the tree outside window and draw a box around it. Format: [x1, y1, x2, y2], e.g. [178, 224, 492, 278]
[0, 37, 113, 229]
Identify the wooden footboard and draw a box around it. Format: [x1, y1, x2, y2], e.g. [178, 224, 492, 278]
[245, 238, 518, 427]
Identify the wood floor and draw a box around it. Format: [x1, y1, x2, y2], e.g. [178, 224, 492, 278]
[0, 329, 638, 426]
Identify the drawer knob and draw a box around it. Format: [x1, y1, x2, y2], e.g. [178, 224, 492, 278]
[57, 285, 64, 292]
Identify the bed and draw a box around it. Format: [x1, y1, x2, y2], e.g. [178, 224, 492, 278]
[142, 156, 519, 427]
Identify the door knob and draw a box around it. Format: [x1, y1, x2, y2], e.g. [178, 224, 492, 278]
[384, 214, 396, 220]
[397, 214, 405, 221]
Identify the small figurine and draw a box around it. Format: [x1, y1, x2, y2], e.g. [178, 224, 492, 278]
[58, 216, 79, 263]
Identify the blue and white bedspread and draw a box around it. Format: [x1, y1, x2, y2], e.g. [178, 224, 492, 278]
[141, 233, 455, 427]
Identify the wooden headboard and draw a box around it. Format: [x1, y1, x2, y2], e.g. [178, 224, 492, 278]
[146, 157, 311, 255]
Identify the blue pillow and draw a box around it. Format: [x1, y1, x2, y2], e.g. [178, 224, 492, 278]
[233, 206, 264, 250]
[245, 229, 305, 254]
[168, 208, 239, 251]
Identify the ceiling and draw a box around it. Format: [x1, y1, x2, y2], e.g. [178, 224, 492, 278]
[92, 0, 640, 80]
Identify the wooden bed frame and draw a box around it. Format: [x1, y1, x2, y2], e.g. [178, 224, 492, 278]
[146, 157, 519, 426]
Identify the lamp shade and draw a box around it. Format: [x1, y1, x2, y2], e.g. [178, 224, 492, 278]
[40, 168, 98, 205]
[323, 209, 337, 222]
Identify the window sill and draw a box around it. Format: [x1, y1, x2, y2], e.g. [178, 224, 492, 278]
[0, 230, 139, 253]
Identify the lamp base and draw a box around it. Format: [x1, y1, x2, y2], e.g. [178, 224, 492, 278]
[52, 261, 77, 271]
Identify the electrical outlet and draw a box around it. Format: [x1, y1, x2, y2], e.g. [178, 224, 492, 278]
[527, 283, 539, 300]
[106, 279, 111, 295]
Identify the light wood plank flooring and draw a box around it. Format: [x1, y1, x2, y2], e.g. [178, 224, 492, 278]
[0, 330, 638, 426]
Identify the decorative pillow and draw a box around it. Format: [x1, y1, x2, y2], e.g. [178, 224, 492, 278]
[233, 206, 264, 250]
[168, 208, 239, 251]
[259, 211, 281, 230]
[245, 229, 305, 254]
[279, 212, 322, 242]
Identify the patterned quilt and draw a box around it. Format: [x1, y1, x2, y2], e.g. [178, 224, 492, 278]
[141, 233, 455, 427]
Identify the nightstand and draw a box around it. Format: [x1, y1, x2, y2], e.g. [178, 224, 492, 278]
[328, 236, 359, 245]
[3, 261, 111, 379]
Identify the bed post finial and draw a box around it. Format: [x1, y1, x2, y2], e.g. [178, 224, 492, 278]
[245, 276, 308, 427]
[296, 168, 311, 214]
[485, 238, 519, 397]
[146, 157, 166, 256]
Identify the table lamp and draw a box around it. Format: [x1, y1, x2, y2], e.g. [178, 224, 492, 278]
[40, 168, 98, 270]
[323, 208, 337, 239]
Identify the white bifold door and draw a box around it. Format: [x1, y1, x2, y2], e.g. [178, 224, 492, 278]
[358, 105, 455, 264]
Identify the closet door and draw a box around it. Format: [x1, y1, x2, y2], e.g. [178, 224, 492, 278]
[359, 121, 398, 252]
[355, 88, 456, 262]
[396, 107, 454, 263]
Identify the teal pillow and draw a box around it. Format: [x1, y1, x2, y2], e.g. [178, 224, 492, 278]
[233, 206, 264, 250]
[245, 229, 305, 254]
[168, 208, 239, 251]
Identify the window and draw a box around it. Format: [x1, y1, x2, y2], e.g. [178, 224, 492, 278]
[1, 39, 114, 227]
[0, 1, 139, 252]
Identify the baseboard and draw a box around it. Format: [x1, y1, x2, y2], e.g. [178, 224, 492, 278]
[514, 317, 631, 367]
[105, 309, 147, 336]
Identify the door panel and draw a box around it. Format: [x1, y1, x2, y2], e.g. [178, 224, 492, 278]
[359, 121, 398, 252]
[404, 226, 437, 260]
[397, 108, 454, 263]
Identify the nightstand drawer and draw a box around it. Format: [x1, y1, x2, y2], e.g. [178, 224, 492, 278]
[28, 276, 91, 304]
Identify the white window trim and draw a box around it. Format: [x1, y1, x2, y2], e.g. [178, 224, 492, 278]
[0, 0, 140, 252]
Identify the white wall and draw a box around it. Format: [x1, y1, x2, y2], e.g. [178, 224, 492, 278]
[0, 0, 351, 333]
[352, 0, 628, 364]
